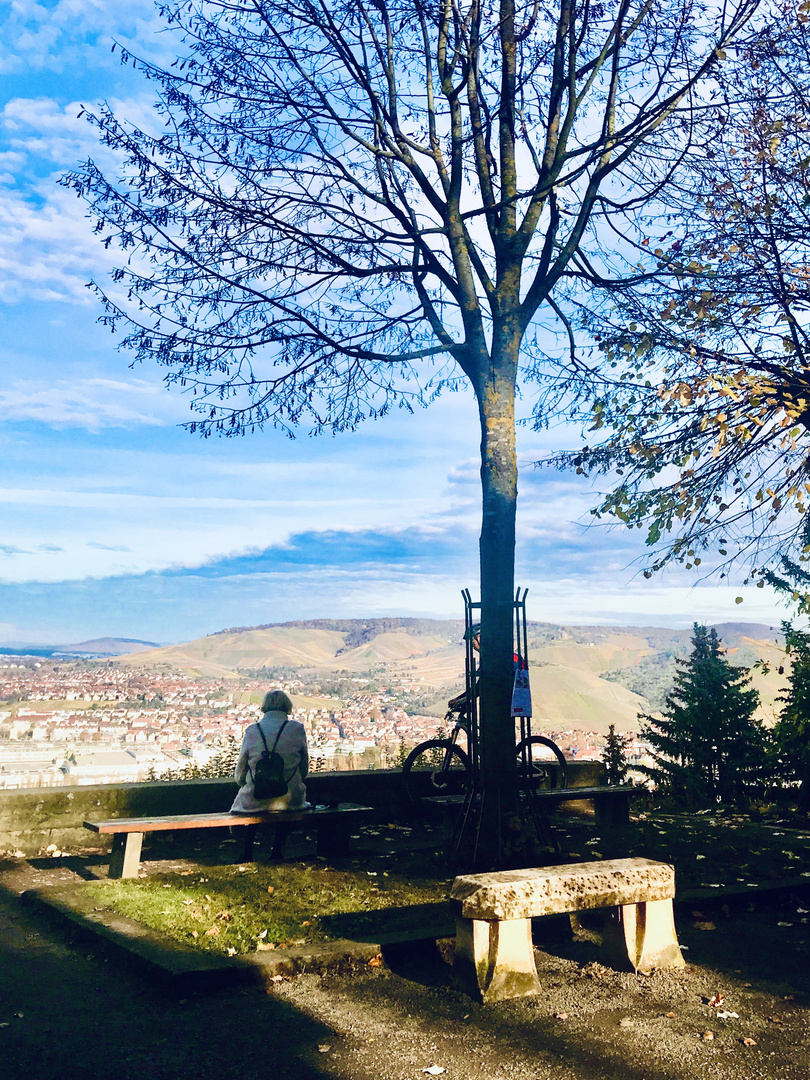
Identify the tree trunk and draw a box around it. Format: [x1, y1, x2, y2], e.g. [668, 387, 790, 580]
[474, 349, 520, 868]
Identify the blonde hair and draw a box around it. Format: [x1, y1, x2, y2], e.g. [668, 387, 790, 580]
[260, 689, 293, 714]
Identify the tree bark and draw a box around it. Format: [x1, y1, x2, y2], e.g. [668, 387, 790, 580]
[474, 339, 520, 867]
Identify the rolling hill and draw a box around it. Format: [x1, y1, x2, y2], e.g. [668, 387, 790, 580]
[113, 618, 789, 734]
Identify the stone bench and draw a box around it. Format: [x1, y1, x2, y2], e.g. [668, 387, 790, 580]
[450, 857, 684, 1003]
[84, 803, 373, 879]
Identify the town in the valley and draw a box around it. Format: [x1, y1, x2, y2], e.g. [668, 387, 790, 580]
[0, 653, 650, 789]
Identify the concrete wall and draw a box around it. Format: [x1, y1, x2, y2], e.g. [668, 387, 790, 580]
[0, 761, 604, 854]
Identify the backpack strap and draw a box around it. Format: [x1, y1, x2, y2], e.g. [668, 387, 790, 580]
[270, 719, 289, 754]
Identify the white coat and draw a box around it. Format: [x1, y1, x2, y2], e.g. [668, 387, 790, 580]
[230, 709, 309, 813]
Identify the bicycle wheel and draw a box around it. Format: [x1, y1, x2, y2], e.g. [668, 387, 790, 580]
[402, 739, 470, 806]
[516, 735, 567, 789]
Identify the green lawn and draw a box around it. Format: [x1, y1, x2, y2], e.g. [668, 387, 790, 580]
[82, 810, 810, 956]
[83, 853, 453, 955]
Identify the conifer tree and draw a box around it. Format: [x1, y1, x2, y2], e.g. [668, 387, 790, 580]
[640, 624, 762, 805]
[602, 724, 629, 786]
[772, 622, 810, 812]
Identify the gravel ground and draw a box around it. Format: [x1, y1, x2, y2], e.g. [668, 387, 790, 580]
[2, 864, 809, 1080]
[272, 915, 810, 1080]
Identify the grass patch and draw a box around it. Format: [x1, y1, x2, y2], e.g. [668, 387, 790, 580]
[78, 811, 810, 958]
[82, 854, 453, 956]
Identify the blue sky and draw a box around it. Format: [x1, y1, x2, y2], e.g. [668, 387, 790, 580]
[0, 0, 792, 646]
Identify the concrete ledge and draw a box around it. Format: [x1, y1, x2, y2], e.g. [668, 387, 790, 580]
[20, 882, 450, 992]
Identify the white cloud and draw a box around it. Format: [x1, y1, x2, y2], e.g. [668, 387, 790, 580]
[0, 95, 159, 304]
[0, 376, 189, 428]
[1, 1, 169, 74]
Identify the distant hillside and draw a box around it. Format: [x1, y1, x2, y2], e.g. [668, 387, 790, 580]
[67, 638, 159, 656]
[114, 618, 788, 734]
[0, 637, 158, 659]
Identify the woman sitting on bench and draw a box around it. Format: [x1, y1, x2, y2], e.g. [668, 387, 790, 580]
[231, 689, 310, 827]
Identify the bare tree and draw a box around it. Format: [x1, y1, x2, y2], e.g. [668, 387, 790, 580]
[65, 0, 762, 867]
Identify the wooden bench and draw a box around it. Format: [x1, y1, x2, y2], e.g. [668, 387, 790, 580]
[450, 857, 684, 1003]
[84, 803, 373, 879]
[532, 784, 644, 827]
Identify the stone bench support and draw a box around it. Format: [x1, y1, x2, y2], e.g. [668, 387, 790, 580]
[450, 857, 684, 1003]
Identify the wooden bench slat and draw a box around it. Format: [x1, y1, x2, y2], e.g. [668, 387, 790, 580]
[85, 803, 373, 877]
[84, 804, 369, 834]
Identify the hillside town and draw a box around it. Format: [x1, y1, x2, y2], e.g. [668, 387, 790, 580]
[0, 656, 649, 789]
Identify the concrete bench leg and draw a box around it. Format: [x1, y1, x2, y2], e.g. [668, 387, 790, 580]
[600, 898, 685, 973]
[108, 832, 143, 879]
[453, 917, 541, 1003]
[594, 794, 630, 828]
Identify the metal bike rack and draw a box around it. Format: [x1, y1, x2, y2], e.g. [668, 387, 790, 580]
[447, 588, 561, 869]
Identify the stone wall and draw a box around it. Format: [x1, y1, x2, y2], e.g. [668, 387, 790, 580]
[0, 761, 604, 854]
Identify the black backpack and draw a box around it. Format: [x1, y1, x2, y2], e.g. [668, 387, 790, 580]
[251, 720, 289, 800]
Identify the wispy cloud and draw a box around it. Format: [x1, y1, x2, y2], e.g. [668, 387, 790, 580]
[0, 376, 188, 429]
[0, 94, 161, 304]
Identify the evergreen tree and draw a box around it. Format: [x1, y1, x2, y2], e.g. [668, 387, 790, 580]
[602, 725, 629, 786]
[640, 624, 762, 806]
[771, 622, 810, 812]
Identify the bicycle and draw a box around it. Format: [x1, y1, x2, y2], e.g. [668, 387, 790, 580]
[402, 708, 567, 806]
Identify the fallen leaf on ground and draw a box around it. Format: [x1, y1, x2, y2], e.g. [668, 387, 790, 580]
[191, 931, 199, 939]
[227, 947, 237, 956]
[218, 911, 232, 921]
[256, 942, 275, 952]
[701, 1031, 714, 1041]
[267, 886, 274, 894]
[368, 955, 383, 967]
[742, 1038, 757, 1047]
[318, 1045, 331, 1054]
[708, 993, 725, 1008]
[555, 1012, 569, 1020]
[301, 920, 311, 927]
[665, 1012, 676, 1018]
[181, 899, 193, 906]
[205, 926, 220, 937]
